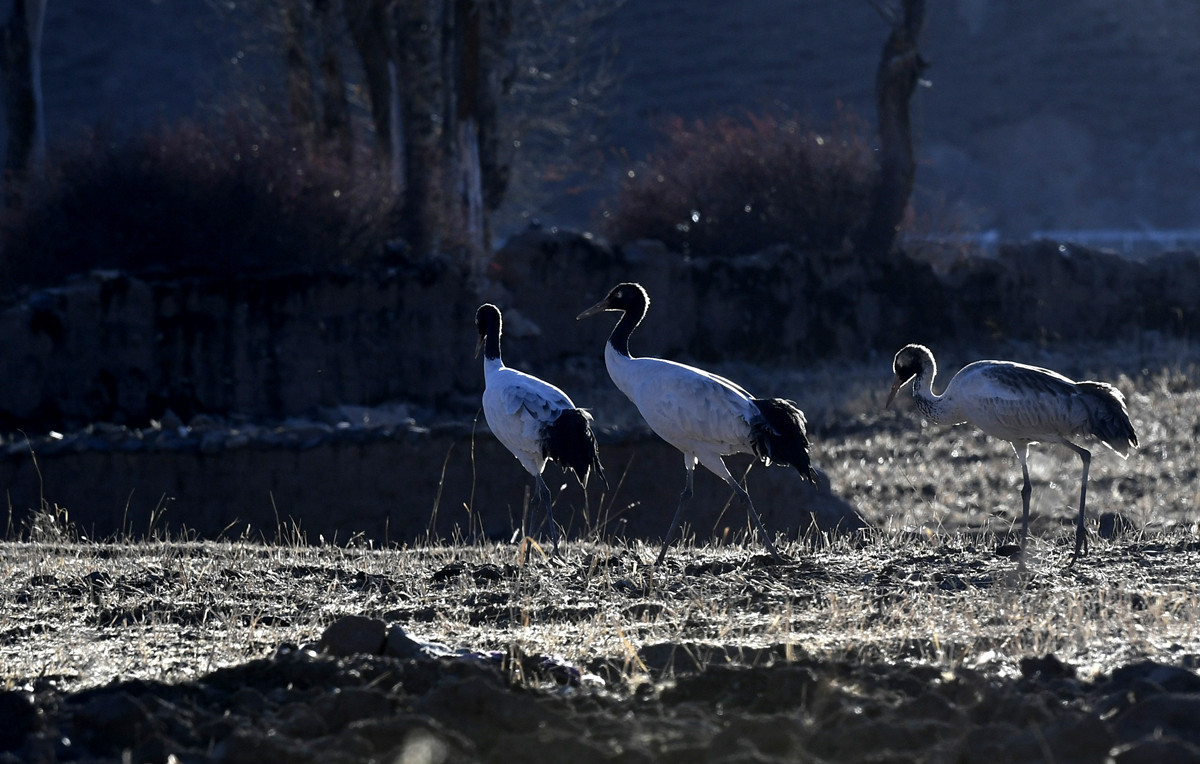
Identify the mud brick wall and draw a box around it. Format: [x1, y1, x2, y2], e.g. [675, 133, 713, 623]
[1, 233, 1197, 543]
[2, 234, 1197, 431]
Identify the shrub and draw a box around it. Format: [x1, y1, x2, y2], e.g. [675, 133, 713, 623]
[0, 117, 401, 294]
[602, 111, 877, 256]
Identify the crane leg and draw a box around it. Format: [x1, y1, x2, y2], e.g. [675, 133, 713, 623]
[655, 462, 695, 566]
[1066, 443, 1092, 564]
[1016, 445, 1032, 572]
[729, 481, 784, 562]
[534, 475, 560, 555]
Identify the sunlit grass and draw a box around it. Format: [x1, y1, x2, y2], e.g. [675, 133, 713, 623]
[4, 529, 1200, 695]
[2, 339, 1199, 696]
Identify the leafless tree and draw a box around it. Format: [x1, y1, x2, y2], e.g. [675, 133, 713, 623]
[857, 0, 927, 258]
[0, 0, 46, 208]
[226, 0, 619, 277]
[281, 0, 354, 159]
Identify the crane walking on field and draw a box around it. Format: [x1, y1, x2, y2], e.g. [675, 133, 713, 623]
[578, 282, 817, 566]
[886, 343, 1138, 567]
[476, 304, 607, 554]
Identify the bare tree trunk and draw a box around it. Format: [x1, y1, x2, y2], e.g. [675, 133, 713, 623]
[450, 0, 487, 275]
[445, 0, 514, 276]
[392, 0, 442, 257]
[281, 0, 316, 146]
[477, 0, 511, 219]
[1, 0, 46, 208]
[344, 0, 514, 262]
[313, 0, 352, 160]
[387, 58, 404, 193]
[455, 122, 485, 255]
[346, 0, 396, 164]
[857, 0, 927, 258]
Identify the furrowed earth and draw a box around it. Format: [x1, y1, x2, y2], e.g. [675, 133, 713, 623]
[3, 347, 1200, 762]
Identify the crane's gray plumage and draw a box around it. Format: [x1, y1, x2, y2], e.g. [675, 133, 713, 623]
[887, 343, 1137, 566]
[476, 304, 607, 554]
[578, 282, 816, 565]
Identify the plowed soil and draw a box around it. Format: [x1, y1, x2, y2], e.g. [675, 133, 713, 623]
[3, 348, 1200, 763]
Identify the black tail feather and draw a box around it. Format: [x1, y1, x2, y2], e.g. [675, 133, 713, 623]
[544, 408, 609, 490]
[751, 398, 817, 485]
[1077, 381, 1138, 455]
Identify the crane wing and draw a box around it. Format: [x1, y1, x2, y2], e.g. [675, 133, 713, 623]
[982, 362, 1078, 398]
[509, 375, 574, 425]
[484, 368, 576, 449]
[958, 361, 1092, 442]
[617, 357, 757, 450]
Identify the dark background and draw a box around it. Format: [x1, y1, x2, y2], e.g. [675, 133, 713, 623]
[12, 0, 1200, 243]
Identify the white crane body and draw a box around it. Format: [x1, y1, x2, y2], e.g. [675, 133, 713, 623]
[580, 282, 816, 565]
[888, 344, 1137, 566]
[482, 359, 578, 478]
[476, 304, 606, 554]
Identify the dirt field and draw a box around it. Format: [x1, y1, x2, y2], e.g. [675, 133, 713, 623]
[3, 344, 1200, 762]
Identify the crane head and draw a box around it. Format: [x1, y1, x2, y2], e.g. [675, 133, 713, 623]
[577, 282, 648, 320]
[475, 303, 502, 358]
[886, 344, 934, 408]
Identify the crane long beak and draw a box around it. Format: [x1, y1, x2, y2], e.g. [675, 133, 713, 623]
[474, 334, 485, 358]
[576, 300, 609, 320]
[885, 377, 906, 409]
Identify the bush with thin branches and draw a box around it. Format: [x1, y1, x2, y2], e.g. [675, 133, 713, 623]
[602, 111, 877, 256]
[0, 117, 401, 295]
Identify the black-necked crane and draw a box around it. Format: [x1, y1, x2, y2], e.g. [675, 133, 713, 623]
[886, 343, 1138, 567]
[476, 304, 607, 554]
[577, 282, 817, 566]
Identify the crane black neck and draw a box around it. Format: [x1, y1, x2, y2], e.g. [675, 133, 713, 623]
[477, 307, 503, 362]
[607, 302, 646, 358]
[481, 329, 501, 362]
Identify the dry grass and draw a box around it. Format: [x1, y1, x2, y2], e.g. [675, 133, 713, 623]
[4, 532, 1200, 697]
[3, 340, 1199, 699]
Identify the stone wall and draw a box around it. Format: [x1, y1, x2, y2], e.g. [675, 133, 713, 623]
[489, 232, 1200, 372]
[2, 233, 1198, 544]
[4, 233, 1198, 432]
[0, 268, 481, 430]
[0, 424, 851, 546]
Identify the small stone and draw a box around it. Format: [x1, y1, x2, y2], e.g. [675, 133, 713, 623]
[319, 615, 387, 656]
[431, 562, 465, 582]
[1109, 661, 1200, 695]
[159, 410, 184, 430]
[995, 543, 1022, 559]
[1020, 654, 1076, 682]
[383, 624, 426, 660]
[1099, 512, 1137, 539]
